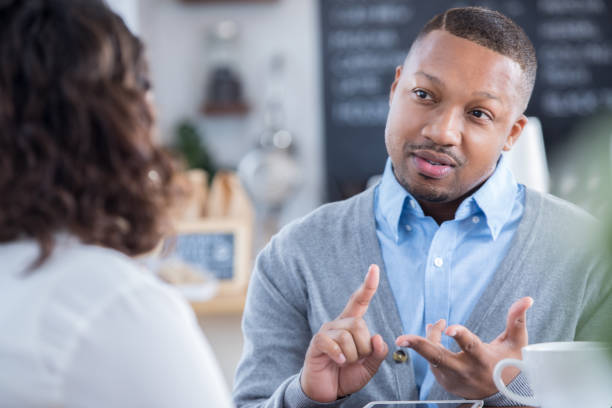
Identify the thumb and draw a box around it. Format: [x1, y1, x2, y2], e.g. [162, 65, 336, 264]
[504, 296, 533, 348]
[362, 334, 388, 376]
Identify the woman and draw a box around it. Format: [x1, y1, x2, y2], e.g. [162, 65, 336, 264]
[0, 1, 234, 406]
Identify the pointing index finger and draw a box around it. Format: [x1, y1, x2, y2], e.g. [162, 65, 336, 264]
[339, 264, 380, 318]
[396, 334, 456, 371]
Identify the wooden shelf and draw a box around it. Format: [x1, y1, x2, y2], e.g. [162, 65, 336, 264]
[201, 101, 250, 116]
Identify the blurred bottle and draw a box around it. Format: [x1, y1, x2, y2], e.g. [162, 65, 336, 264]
[238, 53, 301, 249]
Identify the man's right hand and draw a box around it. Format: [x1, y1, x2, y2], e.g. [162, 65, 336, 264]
[300, 264, 389, 402]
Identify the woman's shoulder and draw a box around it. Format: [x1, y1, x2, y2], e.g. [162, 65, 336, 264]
[50, 238, 161, 293]
[40, 237, 188, 332]
[0, 236, 171, 311]
[34, 238, 190, 349]
[41, 241, 233, 408]
[0, 237, 206, 406]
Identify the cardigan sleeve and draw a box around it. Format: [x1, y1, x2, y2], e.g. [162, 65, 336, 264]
[232, 236, 352, 408]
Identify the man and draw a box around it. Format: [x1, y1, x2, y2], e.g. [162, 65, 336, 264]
[233, 7, 611, 407]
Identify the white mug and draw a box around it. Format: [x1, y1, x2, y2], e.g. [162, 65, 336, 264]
[492, 341, 612, 408]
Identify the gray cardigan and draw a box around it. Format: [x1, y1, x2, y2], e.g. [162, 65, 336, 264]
[233, 187, 611, 408]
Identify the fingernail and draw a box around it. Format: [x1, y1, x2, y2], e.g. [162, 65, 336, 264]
[435, 319, 443, 325]
[338, 353, 346, 364]
[448, 329, 457, 337]
[399, 340, 411, 347]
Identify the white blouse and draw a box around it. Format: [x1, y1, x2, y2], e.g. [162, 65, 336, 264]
[0, 236, 234, 408]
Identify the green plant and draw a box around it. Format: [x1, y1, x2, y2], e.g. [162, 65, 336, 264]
[173, 120, 216, 180]
[561, 112, 612, 349]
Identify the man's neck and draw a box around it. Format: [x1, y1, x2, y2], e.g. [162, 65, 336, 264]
[416, 180, 487, 224]
[418, 199, 462, 225]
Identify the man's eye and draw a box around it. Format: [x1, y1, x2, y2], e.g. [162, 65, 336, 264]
[415, 90, 430, 99]
[470, 110, 490, 120]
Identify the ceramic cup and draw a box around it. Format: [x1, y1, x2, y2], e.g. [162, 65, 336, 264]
[492, 341, 612, 408]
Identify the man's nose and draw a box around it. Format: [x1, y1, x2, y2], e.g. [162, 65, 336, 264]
[421, 107, 462, 146]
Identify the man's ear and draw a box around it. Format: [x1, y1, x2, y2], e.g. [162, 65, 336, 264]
[389, 66, 403, 106]
[502, 114, 528, 151]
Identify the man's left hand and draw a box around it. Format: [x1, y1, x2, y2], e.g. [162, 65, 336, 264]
[395, 297, 533, 399]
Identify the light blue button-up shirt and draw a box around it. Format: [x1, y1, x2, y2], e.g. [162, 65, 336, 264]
[374, 155, 525, 399]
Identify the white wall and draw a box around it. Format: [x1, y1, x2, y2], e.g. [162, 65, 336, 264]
[135, 0, 323, 388]
[105, 0, 140, 33]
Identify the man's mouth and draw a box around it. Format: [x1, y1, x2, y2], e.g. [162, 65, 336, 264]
[424, 158, 445, 166]
[411, 151, 457, 179]
[413, 150, 457, 167]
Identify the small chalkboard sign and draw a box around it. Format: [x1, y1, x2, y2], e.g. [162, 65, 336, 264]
[167, 219, 252, 291]
[175, 233, 235, 280]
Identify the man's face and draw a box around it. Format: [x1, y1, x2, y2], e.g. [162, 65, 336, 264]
[385, 30, 528, 204]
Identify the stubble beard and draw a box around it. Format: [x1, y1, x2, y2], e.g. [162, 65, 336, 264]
[394, 165, 452, 203]
[393, 141, 464, 203]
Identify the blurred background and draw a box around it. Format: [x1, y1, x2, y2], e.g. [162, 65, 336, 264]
[107, 0, 612, 388]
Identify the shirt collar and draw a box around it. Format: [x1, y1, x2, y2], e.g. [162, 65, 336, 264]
[377, 155, 518, 240]
[468, 154, 518, 240]
[378, 158, 420, 242]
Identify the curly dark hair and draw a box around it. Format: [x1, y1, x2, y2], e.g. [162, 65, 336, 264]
[0, 0, 180, 265]
[415, 6, 537, 110]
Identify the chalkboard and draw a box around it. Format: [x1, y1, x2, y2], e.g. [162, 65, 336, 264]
[175, 233, 235, 280]
[165, 219, 253, 290]
[320, 0, 612, 201]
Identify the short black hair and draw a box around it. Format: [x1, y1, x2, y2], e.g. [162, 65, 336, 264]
[414, 7, 537, 110]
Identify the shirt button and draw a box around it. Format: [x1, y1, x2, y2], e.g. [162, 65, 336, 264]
[434, 257, 443, 267]
[405, 224, 412, 232]
[472, 216, 480, 224]
[393, 349, 408, 363]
